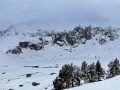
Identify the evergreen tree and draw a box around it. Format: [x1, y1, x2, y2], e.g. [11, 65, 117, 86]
[107, 61, 114, 78]
[87, 63, 97, 82]
[113, 58, 120, 75]
[81, 61, 88, 83]
[107, 58, 120, 78]
[81, 61, 87, 74]
[53, 77, 65, 90]
[53, 64, 81, 90]
[95, 60, 105, 81]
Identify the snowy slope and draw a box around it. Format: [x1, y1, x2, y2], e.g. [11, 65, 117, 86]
[0, 24, 120, 90]
[67, 76, 120, 90]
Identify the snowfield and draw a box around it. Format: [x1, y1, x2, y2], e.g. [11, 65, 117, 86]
[66, 76, 120, 90]
[0, 65, 59, 90]
[0, 24, 120, 90]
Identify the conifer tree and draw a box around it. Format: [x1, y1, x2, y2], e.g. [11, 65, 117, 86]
[113, 58, 120, 75]
[107, 61, 114, 78]
[81, 61, 87, 74]
[81, 61, 88, 83]
[107, 58, 120, 78]
[53, 64, 81, 90]
[87, 63, 97, 82]
[96, 60, 105, 81]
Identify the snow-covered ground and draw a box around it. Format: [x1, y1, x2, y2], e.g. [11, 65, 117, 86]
[0, 25, 120, 90]
[0, 65, 59, 90]
[66, 76, 120, 90]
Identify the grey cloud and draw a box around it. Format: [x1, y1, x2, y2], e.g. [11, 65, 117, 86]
[0, 0, 120, 30]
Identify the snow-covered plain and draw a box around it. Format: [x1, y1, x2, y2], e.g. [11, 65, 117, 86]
[0, 24, 120, 90]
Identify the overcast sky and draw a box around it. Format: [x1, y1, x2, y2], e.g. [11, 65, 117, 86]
[0, 0, 120, 30]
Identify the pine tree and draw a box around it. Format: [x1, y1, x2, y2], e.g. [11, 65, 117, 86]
[53, 77, 65, 90]
[81, 61, 88, 83]
[113, 58, 120, 75]
[87, 63, 97, 82]
[96, 60, 105, 81]
[73, 65, 81, 86]
[81, 61, 87, 74]
[107, 61, 114, 78]
[53, 64, 81, 90]
[107, 58, 120, 78]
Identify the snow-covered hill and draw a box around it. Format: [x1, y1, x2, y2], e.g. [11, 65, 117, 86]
[66, 76, 120, 90]
[0, 24, 120, 90]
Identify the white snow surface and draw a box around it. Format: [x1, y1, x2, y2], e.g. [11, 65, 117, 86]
[0, 25, 120, 90]
[66, 76, 120, 90]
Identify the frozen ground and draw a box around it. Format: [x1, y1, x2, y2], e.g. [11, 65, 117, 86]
[0, 25, 120, 90]
[0, 65, 59, 90]
[67, 75, 120, 90]
[0, 43, 119, 90]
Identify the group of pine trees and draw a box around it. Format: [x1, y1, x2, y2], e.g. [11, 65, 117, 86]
[107, 58, 120, 78]
[81, 60, 105, 83]
[53, 58, 120, 90]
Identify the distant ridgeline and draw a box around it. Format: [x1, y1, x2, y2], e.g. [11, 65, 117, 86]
[6, 25, 119, 54]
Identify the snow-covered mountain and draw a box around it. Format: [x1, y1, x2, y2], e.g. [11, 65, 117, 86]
[0, 24, 120, 90]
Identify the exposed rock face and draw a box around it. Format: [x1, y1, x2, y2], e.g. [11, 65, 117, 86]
[19, 42, 30, 48]
[6, 46, 22, 54]
[29, 43, 43, 51]
[32, 82, 40, 86]
[5, 25, 120, 54]
[6, 40, 44, 54]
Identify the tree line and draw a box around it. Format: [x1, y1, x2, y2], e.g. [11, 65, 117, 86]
[53, 58, 120, 90]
